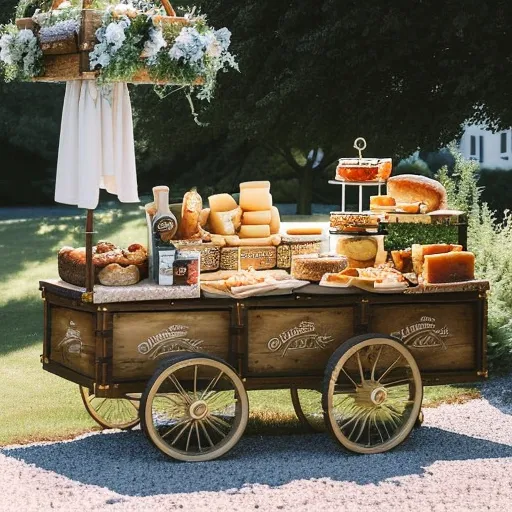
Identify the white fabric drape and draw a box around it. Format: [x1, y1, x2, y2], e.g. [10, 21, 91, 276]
[54, 80, 139, 209]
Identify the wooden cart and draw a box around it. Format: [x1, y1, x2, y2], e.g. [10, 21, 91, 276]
[39, 278, 488, 461]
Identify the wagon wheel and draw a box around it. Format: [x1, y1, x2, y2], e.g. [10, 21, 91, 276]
[79, 386, 140, 430]
[323, 334, 422, 454]
[290, 388, 325, 432]
[140, 353, 249, 462]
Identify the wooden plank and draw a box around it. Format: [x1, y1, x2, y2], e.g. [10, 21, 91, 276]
[112, 311, 231, 379]
[246, 307, 355, 374]
[369, 302, 478, 371]
[49, 306, 96, 377]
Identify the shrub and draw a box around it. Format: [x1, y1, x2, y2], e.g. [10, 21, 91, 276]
[438, 148, 512, 369]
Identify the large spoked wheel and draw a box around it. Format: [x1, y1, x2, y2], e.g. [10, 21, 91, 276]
[290, 387, 325, 432]
[79, 386, 140, 430]
[323, 334, 422, 454]
[140, 353, 249, 462]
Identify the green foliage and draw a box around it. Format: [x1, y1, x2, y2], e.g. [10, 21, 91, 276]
[384, 224, 458, 252]
[439, 148, 512, 369]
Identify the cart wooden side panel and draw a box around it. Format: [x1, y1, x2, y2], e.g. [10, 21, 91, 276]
[111, 310, 232, 380]
[245, 306, 355, 376]
[49, 306, 96, 378]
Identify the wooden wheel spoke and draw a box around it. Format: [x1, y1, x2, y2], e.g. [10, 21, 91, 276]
[206, 392, 236, 412]
[161, 417, 190, 439]
[171, 420, 193, 446]
[370, 346, 383, 381]
[340, 367, 359, 389]
[373, 415, 385, 444]
[201, 371, 224, 401]
[204, 416, 227, 438]
[199, 420, 215, 448]
[195, 422, 202, 452]
[168, 374, 192, 405]
[352, 410, 373, 443]
[356, 352, 365, 385]
[209, 413, 232, 431]
[382, 378, 410, 388]
[193, 365, 198, 399]
[94, 398, 108, 412]
[185, 422, 195, 452]
[377, 354, 403, 383]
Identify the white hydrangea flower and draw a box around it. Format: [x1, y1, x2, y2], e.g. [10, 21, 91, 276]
[214, 27, 231, 51]
[17, 29, 35, 44]
[169, 27, 208, 64]
[142, 27, 167, 61]
[105, 22, 126, 50]
[0, 33, 14, 65]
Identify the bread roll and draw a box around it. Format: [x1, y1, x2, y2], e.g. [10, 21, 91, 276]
[178, 188, 204, 240]
[98, 264, 140, 286]
[387, 175, 448, 213]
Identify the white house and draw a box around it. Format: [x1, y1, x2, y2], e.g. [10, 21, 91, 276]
[459, 123, 512, 169]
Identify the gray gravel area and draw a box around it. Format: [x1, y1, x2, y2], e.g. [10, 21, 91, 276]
[2, 376, 512, 512]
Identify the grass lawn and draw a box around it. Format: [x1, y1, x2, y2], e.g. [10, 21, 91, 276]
[0, 205, 480, 446]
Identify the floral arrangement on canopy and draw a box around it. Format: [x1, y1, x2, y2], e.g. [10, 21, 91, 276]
[0, 0, 238, 102]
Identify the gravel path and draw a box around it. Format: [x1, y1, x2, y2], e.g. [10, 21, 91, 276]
[1, 376, 512, 512]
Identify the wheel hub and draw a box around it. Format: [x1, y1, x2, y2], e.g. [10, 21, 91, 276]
[370, 387, 388, 405]
[189, 400, 209, 420]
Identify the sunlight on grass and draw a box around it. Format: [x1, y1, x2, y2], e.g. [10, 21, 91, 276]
[0, 208, 482, 446]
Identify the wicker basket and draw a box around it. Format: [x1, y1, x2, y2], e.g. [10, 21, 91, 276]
[16, 0, 191, 83]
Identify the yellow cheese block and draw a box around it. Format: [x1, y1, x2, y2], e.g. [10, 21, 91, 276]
[239, 181, 271, 190]
[209, 208, 242, 235]
[242, 210, 272, 225]
[208, 193, 238, 212]
[269, 206, 280, 234]
[240, 188, 272, 212]
[239, 224, 271, 238]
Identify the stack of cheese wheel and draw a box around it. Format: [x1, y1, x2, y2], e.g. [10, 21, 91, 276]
[239, 181, 280, 238]
[207, 193, 243, 235]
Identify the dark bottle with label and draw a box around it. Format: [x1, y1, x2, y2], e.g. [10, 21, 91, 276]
[151, 186, 178, 284]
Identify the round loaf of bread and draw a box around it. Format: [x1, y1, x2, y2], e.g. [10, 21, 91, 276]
[387, 175, 447, 213]
[98, 264, 140, 286]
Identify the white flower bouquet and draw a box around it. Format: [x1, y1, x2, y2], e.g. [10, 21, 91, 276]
[1, 0, 238, 108]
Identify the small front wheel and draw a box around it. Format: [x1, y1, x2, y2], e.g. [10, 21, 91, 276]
[323, 334, 422, 454]
[140, 353, 249, 462]
[80, 386, 140, 430]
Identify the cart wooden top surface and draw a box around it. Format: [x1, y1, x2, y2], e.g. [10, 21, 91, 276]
[39, 278, 490, 306]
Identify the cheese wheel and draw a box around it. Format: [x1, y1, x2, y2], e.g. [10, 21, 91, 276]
[209, 208, 242, 235]
[239, 224, 271, 238]
[370, 195, 396, 207]
[239, 181, 271, 190]
[208, 193, 238, 212]
[240, 188, 272, 212]
[242, 210, 272, 225]
[423, 251, 475, 283]
[269, 206, 280, 234]
[286, 226, 323, 235]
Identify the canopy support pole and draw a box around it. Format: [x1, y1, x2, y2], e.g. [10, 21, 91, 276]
[85, 209, 94, 293]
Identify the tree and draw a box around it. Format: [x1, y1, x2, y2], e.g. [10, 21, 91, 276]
[136, 0, 512, 213]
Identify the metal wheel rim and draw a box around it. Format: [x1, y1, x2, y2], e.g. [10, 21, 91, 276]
[325, 338, 422, 454]
[290, 388, 325, 432]
[80, 386, 140, 430]
[143, 357, 248, 462]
